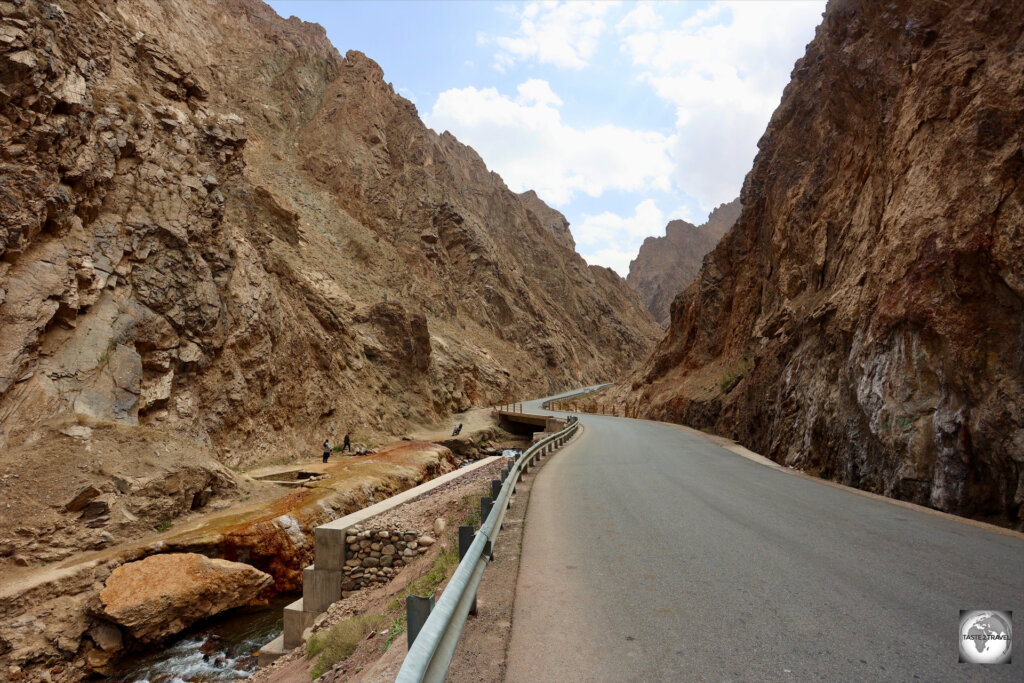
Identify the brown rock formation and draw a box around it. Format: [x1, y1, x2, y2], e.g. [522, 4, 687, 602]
[518, 189, 576, 251]
[622, 0, 1024, 526]
[627, 198, 740, 326]
[98, 553, 272, 642]
[0, 0, 659, 570]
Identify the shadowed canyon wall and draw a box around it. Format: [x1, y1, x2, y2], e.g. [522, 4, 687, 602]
[623, 0, 1023, 526]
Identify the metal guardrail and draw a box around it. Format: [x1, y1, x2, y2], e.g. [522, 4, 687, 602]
[540, 383, 611, 410]
[395, 414, 580, 683]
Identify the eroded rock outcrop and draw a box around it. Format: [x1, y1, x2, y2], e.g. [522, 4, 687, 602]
[0, 0, 658, 475]
[0, 0, 657, 675]
[627, 198, 740, 326]
[98, 553, 272, 642]
[622, 0, 1023, 526]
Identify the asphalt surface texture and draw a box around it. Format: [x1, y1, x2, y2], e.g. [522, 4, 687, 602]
[503, 391, 1024, 682]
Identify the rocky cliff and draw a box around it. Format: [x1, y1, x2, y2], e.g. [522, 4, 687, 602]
[627, 198, 740, 326]
[622, 0, 1023, 526]
[0, 0, 658, 467]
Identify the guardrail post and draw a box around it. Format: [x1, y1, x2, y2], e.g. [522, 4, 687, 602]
[407, 594, 435, 648]
[458, 525, 475, 560]
[480, 496, 494, 560]
[459, 525, 478, 616]
[491, 479, 501, 501]
[500, 467, 508, 482]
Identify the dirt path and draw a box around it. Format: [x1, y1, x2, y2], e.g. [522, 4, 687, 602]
[407, 407, 497, 442]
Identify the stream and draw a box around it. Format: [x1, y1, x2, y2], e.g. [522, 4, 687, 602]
[109, 449, 522, 680]
[109, 595, 295, 683]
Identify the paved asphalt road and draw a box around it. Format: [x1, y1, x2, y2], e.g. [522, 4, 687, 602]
[503, 393, 1023, 682]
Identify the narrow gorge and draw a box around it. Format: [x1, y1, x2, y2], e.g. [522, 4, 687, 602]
[2, 0, 1022, 680]
[620, 0, 1023, 528]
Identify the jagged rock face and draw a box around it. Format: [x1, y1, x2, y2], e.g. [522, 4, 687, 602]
[518, 189, 576, 251]
[624, 0, 1024, 526]
[627, 198, 740, 326]
[0, 0, 659, 471]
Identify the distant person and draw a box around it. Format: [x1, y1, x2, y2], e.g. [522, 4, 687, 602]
[342, 432, 352, 453]
[323, 439, 330, 463]
[452, 423, 463, 436]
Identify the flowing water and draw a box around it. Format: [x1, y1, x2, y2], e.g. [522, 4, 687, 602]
[110, 595, 295, 683]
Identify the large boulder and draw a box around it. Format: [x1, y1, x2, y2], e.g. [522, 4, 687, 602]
[99, 553, 272, 642]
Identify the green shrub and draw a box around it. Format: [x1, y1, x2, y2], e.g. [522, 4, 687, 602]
[306, 612, 389, 679]
[719, 366, 746, 394]
[381, 615, 406, 652]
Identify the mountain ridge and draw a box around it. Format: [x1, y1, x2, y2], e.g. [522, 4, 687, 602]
[627, 198, 740, 326]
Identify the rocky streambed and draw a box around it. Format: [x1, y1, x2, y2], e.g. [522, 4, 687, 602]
[1, 442, 456, 680]
[110, 595, 294, 683]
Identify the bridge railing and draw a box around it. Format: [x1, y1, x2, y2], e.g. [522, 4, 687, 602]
[540, 383, 611, 410]
[395, 414, 580, 683]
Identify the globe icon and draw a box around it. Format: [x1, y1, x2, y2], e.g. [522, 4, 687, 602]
[959, 611, 1012, 664]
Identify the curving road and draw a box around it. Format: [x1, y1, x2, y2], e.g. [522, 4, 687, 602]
[503, 393, 1023, 682]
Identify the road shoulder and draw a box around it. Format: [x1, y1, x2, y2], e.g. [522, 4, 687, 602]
[444, 424, 584, 683]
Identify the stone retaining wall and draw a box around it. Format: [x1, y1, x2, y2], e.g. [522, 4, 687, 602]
[341, 524, 435, 596]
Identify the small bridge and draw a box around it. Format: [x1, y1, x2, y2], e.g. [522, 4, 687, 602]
[493, 403, 563, 435]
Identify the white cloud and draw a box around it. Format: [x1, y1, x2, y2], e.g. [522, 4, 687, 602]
[576, 199, 664, 247]
[667, 203, 700, 225]
[483, 1, 619, 71]
[616, 3, 661, 33]
[621, 0, 824, 209]
[426, 81, 673, 206]
[517, 78, 562, 107]
[575, 199, 665, 276]
[582, 247, 637, 278]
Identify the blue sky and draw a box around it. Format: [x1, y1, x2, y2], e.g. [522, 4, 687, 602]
[266, 1, 825, 275]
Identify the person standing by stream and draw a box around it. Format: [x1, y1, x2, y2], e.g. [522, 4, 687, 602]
[342, 432, 352, 453]
[322, 439, 331, 463]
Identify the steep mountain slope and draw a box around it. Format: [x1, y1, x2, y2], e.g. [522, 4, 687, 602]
[0, 0, 658, 456]
[0, 0, 659, 577]
[622, 0, 1023, 526]
[627, 198, 740, 325]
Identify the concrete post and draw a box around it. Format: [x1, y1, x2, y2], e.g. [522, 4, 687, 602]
[314, 527, 346, 571]
[303, 566, 343, 614]
[282, 597, 319, 649]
